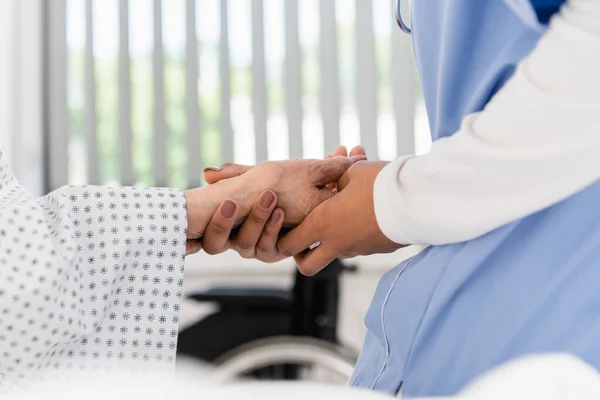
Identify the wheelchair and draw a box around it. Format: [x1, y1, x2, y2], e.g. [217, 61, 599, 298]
[176, 259, 359, 382]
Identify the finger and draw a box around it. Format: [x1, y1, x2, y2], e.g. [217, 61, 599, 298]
[349, 145, 366, 157]
[325, 182, 336, 191]
[324, 155, 337, 189]
[204, 163, 253, 184]
[324, 154, 336, 190]
[293, 244, 337, 276]
[202, 200, 239, 255]
[325, 181, 337, 191]
[233, 190, 277, 258]
[325, 146, 350, 190]
[256, 208, 286, 262]
[332, 145, 348, 157]
[309, 155, 366, 186]
[324, 145, 348, 160]
[186, 239, 203, 256]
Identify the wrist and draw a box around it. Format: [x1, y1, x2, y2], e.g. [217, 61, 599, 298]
[184, 177, 256, 240]
[184, 189, 211, 240]
[372, 157, 413, 245]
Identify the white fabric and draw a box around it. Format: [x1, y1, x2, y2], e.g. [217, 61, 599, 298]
[4, 374, 392, 400]
[0, 149, 188, 391]
[455, 353, 600, 400]
[374, 0, 600, 245]
[3, 354, 600, 400]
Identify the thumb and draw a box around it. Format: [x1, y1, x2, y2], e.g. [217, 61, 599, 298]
[309, 155, 366, 186]
[204, 163, 253, 184]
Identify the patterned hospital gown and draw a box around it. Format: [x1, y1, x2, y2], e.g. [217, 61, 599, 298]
[0, 149, 188, 390]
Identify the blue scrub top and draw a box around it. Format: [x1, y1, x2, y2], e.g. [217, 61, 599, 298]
[347, 0, 600, 398]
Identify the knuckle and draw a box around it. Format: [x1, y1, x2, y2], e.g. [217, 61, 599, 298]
[333, 160, 350, 176]
[279, 247, 294, 259]
[248, 212, 269, 225]
[234, 238, 255, 251]
[255, 250, 273, 262]
[307, 162, 324, 179]
[296, 263, 317, 277]
[264, 219, 282, 234]
[186, 241, 201, 256]
[236, 232, 265, 251]
[256, 241, 273, 254]
[209, 221, 230, 235]
[263, 225, 279, 237]
[238, 250, 255, 259]
[202, 245, 221, 256]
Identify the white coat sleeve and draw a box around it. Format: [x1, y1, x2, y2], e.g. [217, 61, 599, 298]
[374, 0, 600, 245]
[0, 149, 188, 390]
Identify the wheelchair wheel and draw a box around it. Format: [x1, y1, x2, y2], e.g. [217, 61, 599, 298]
[210, 336, 358, 383]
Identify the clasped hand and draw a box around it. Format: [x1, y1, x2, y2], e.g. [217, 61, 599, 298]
[189, 146, 402, 276]
[184, 149, 365, 257]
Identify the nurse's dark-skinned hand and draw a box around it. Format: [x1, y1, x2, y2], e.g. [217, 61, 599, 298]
[277, 161, 404, 276]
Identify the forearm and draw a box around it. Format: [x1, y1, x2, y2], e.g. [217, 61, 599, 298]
[374, 0, 600, 245]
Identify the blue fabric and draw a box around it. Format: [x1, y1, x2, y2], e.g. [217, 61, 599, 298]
[531, 0, 564, 23]
[346, 0, 600, 398]
[530, 0, 566, 6]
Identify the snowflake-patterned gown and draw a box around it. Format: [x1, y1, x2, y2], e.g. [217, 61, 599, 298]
[0, 149, 188, 391]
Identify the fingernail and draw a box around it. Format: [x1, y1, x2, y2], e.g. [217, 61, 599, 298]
[221, 200, 237, 218]
[270, 209, 282, 223]
[260, 191, 275, 210]
[203, 167, 222, 173]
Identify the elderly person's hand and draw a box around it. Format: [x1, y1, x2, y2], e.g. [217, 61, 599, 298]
[184, 153, 365, 256]
[197, 146, 367, 261]
[205, 146, 366, 189]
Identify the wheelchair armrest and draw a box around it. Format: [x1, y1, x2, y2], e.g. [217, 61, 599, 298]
[188, 287, 292, 311]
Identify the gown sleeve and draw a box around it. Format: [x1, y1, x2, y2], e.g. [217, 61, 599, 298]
[0, 149, 188, 390]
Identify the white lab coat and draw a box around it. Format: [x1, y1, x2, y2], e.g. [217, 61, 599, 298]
[374, 0, 600, 245]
